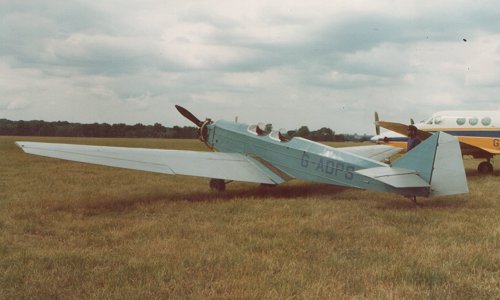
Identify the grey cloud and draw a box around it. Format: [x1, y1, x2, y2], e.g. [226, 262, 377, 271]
[4, 2, 500, 76]
[0, 1, 115, 35]
[215, 4, 500, 72]
[178, 10, 240, 30]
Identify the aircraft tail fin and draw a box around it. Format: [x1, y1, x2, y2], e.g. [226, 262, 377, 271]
[393, 131, 468, 196]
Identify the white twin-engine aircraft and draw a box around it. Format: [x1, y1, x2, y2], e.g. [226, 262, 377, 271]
[372, 111, 500, 173]
[16, 105, 468, 203]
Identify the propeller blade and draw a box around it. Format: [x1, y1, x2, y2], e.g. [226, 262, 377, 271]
[175, 105, 203, 127]
[410, 118, 415, 125]
[374, 112, 380, 135]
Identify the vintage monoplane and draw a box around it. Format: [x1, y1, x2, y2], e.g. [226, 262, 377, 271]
[16, 105, 468, 201]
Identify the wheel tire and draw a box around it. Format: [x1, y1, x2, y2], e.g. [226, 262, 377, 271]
[209, 179, 226, 192]
[477, 161, 493, 174]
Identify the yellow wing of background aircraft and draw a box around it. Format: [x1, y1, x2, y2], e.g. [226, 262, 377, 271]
[372, 111, 500, 173]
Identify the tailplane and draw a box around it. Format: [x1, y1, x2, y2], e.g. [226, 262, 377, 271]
[393, 132, 468, 196]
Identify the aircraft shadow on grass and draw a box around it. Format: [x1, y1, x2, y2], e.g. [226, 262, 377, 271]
[56, 183, 350, 215]
[54, 181, 470, 216]
[375, 197, 469, 211]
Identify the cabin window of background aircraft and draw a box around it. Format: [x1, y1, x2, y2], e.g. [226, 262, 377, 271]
[481, 117, 492, 126]
[469, 117, 478, 126]
[454, 116, 492, 126]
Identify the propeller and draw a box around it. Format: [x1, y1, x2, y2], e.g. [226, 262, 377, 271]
[410, 118, 415, 125]
[175, 104, 212, 144]
[374, 112, 380, 135]
[175, 105, 203, 127]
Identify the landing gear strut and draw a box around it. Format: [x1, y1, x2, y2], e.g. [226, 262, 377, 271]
[209, 178, 226, 192]
[406, 195, 422, 206]
[477, 159, 494, 174]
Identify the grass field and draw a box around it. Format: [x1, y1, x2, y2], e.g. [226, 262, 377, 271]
[1, 136, 499, 299]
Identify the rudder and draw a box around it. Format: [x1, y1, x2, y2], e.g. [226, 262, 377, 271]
[393, 132, 468, 196]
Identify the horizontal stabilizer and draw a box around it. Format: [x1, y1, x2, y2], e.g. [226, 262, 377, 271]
[15, 141, 287, 184]
[355, 167, 430, 188]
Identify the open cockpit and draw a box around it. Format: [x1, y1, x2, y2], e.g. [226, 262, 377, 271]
[269, 129, 290, 142]
[247, 123, 290, 142]
[247, 123, 268, 136]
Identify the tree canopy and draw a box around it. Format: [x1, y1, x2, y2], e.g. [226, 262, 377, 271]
[0, 119, 369, 142]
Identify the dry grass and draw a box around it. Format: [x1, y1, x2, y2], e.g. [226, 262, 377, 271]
[1, 136, 499, 299]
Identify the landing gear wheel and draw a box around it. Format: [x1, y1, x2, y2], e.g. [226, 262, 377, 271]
[477, 161, 493, 174]
[209, 178, 226, 192]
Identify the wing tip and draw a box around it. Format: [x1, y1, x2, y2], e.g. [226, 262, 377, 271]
[15, 141, 25, 149]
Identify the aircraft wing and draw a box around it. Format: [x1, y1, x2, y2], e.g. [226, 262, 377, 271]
[376, 121, 433, 140]
[458, 140, 500, 156]
[341, 145, 402, 162]
[377, 121, 500, 155]
[15, 141, 287, 184]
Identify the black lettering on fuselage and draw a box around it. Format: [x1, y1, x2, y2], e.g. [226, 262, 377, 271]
[301, 152, 309, 168]
[300, 155, 354, 181]
[315, 158, 325, 172]
[345, 166, 355, 180]
[325, 160, 335, 174]
[335, 163, 344, 176]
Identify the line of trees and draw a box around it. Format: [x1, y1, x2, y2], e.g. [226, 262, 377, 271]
[286, 126, 370, 142]
[0, 119, 197, 139]
[0, 119, 370, 142]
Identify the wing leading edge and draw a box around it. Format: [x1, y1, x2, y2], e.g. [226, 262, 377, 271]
[377, 120, 500, 155]
[376, 121, 432, 140]
[15, 141, 287, 184]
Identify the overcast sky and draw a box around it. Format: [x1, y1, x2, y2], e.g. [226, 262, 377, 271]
[1, 0, 500, 134]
